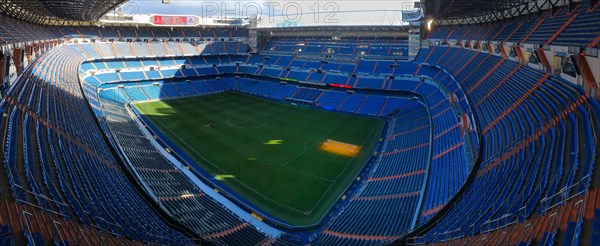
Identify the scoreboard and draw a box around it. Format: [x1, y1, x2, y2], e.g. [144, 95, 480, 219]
[151, 15, 196, 26]
[147, 15, 246, 26]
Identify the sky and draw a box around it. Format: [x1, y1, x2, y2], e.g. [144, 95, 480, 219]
[116, 0, 420, 27]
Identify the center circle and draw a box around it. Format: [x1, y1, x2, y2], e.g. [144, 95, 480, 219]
[226, 114, 268, 129]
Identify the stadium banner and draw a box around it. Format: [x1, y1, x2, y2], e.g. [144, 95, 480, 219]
[151, 15, 197, 26]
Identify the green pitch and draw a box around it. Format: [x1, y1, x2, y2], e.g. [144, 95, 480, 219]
[133, 91, 384, 226]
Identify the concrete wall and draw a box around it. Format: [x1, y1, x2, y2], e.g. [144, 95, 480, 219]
[585, 55, 600, 87]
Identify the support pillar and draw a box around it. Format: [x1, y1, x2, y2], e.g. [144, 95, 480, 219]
[24, 45, 32, 63]
[535, 48, 552, 73]
[573, 53, 599, 98]
[514, 46, 525, 64]
[0, 51, 6, 87]
[12, 47, 23, 74]
[499, 44, 508, 59]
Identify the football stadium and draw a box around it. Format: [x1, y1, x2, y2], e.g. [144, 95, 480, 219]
[0, 0, 599, 245]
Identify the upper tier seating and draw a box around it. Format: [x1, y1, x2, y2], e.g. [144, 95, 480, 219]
[0, 14, 249, 44]
[427, 1, 600, 47]
[0, 15, 60, 43]
[3, 17, 600, 245]
[409, 46, 598, 244]
[2, 46, 193, 245]
[76, 38, 598, 245]
[264, 37, 409, 58]
[80, 43, 471, 244]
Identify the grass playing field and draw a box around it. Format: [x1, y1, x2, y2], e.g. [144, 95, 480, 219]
[133, 91, 384, 226]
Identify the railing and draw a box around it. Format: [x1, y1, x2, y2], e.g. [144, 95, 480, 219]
[411, 100, 434, 231]
[404, 154, 592, 245]
[405, 234, 426, 246]
[99, 103, 203, 242]
[51, 220, 65, 244]
[540, 175, 590, 214]
[481, 213, 513, 233]
[78, 228, 92, 245]
[515, 222, 532, 244]
[540, 212, 559, 245]
[433, 228, 463, 242]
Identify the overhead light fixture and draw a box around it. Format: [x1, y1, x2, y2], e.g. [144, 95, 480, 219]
[427, 19, 434, 31]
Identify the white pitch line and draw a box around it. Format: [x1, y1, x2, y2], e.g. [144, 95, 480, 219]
[282, 165, 335, 183]
[281, 124, 340, 169]
[307, 123, 380, 215]
[143, 100, 382, 217]
[179, 108, 283, 140]
[178, 138, 310, 215]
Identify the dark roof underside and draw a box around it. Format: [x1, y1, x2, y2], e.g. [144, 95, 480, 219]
[423, 0, 540, 21]
[1, 0, 127, 24]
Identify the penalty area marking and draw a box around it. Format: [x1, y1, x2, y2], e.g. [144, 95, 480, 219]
[177, 138, 311, 215]
[306, 123, 380, 215]
[176, 129, 338, 215]
[281, 124, 340, 169]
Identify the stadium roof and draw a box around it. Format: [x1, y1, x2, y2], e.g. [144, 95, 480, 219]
[0, 0, 127, 25]
[423, 0, 560, 24]
[1, 0, 419, 27]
